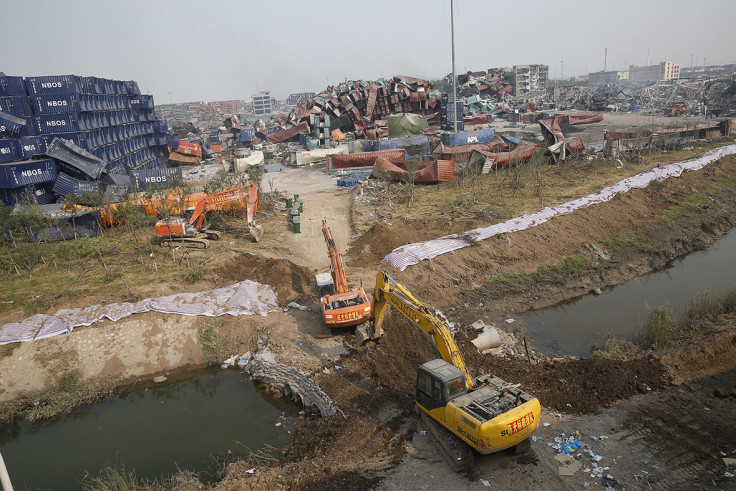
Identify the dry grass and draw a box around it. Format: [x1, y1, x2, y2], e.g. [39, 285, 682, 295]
[377, 141, 735, 224]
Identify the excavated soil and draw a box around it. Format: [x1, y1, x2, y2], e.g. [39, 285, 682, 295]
[216, 253, 317, 306]
[347, 219, 483, 268]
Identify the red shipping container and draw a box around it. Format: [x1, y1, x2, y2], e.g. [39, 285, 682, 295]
[175, 140, 202, 157]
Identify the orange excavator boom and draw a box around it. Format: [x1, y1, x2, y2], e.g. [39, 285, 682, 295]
[322, 219, 349, 294]
[319, 219, 371, 328]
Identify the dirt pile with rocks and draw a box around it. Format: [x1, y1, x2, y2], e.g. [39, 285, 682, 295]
[216, 253, 316, 305]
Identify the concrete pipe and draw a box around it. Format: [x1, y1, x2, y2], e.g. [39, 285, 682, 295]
[471, 327, 501, 351]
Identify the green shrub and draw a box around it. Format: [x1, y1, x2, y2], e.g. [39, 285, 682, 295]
[563, 254, 589, 274]
[636, 306, 677, 347]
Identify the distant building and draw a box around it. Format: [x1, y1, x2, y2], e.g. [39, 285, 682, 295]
[252, 91, 274, 115]
[286, 92, 316, 106]
[588, 70, 629, 86]
[629, 61, 680, 82]
[503, 65, 549, 96]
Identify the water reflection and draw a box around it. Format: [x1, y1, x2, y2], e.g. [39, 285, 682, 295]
[0, 368, 297, 490]
[523, 228, 736, 356]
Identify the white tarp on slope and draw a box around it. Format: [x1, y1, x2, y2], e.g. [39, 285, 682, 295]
[0, 280, 279, 345]
[385, 144, 736, 271]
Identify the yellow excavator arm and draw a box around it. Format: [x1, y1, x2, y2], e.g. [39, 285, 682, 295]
[367, 272, 474, 389]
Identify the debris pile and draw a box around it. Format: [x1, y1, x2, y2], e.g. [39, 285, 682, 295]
[547, 430, 620, 488]
[281, 75, 441, 139]
[555, 77, 736, 116]
[248, 336, 339, 418]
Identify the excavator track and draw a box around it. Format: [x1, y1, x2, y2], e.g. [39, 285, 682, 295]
[419, 410, 474, 473]
[160, 238, 210, 249]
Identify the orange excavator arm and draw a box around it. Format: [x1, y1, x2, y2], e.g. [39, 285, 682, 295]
[188, 184, 259, 231]
[322, 219, 349, 294]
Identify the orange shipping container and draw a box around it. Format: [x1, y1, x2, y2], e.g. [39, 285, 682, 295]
[175, 141, 202, 158]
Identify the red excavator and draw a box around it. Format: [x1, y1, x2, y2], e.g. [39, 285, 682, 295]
[318, 219, 371, 328]
[155, 184, 263, 248]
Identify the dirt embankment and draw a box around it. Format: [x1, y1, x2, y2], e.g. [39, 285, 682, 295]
[347, 155, 736, 329]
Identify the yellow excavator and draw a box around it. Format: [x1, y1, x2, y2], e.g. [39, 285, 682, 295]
[357, 272, 540, 471]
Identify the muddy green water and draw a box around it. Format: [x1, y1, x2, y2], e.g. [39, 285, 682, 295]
[523, 228, 736, 356]
[0, 367, 298, 490]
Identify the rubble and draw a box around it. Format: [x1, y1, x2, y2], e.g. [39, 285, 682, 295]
[554, 77, 736, 116]
[247, 335, 340, 418]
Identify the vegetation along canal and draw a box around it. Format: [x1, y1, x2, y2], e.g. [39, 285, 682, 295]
[523, 228, 736, 356]
[0, 367, 298, 490]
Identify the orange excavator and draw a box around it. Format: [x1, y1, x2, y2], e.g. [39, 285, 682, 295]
[318, 219, 371, 328]
[155, 184, 263, 248]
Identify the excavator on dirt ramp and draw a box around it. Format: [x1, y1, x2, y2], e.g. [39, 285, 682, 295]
[357, 272, 541, 472]
[317, 219, 371, 328]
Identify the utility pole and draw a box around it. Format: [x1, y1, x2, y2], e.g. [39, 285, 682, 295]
[451, 0, 458, 132]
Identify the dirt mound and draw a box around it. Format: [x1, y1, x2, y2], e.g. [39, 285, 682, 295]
[660, 331, 736, 384]
[215, 253, 316, 305]
[347, 220, 480, 268]
[455, 332, 667, 413]
[347, 310, 439, 394]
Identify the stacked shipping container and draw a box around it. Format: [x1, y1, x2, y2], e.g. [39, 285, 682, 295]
[0, 73, 174, 206]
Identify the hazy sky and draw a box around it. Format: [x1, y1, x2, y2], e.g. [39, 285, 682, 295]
[4, 0, 735, 104]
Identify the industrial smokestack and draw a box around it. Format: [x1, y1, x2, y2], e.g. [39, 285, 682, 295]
[604, 48, 607, 71]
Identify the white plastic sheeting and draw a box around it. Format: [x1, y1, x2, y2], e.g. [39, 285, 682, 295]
[0, 280, 279, 345]
[386, 144, 736, 271]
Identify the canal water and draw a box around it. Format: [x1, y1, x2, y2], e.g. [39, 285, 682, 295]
[522, 228, 736, 356]
[0, 367, 298, 490]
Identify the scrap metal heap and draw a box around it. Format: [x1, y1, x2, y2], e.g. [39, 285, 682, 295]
[555, 76, 736, 116]
[280, 75, 442, 139]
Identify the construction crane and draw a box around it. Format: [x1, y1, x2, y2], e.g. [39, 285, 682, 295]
[155, 184, 263, 248]
[317, 219, 371, 328]
[356, 272, 540, 471]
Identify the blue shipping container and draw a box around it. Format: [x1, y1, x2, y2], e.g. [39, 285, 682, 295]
[18, 136, 47, 159]
[52, 172, 99, 197]
[441, 128, 494, 147]
[240, 126, 256, 142]
[25, 206, 102, 243]
[125, 81, 141, 95]
[45, 138, 106, 180]
[128, 167, 182, 191]
[0, 111, 28, 138]
[0, 96, 32, 118]
[30, 94, 81, 114]
[27, 113, 80, 134]
[25, 75, 80, 96]
[0, 76, 27, 97]
[130, 94, 154, 109]
[1, 185, 48, 207]
[0, 139, 20, 163]
[0, 159, 57, 189]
